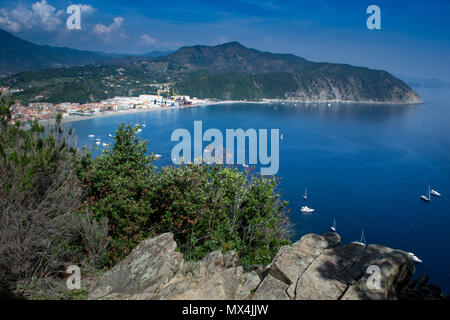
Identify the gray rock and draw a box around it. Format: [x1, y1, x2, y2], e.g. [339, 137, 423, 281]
[340, 245, 414, 300]
[236, 271, 261, 300]
[252, 274, 290, 300]
[87, 232, 414, 300]
[88, 232, 183, 300]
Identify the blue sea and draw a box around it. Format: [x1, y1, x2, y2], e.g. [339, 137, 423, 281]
[65, 87, 450, 293]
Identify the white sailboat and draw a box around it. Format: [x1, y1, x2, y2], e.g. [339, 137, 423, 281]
[330, 219, 336, 232]
[408, 252, 423, 263]
[301, 206, 315, 213]
[88, 134, 95, 138]
[352, 229, 366, 247]
[155, 154, 162, 159]
[420, 185, 431, 202]
[431, 188, 441, 197]
[303, 188, 308, 200]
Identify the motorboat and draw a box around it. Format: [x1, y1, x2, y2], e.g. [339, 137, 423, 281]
[431, 189, 441, 197]
[408, 252, 422, 263]
[301, 206, 315, 213]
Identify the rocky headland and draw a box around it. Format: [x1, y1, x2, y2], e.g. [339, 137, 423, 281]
[88, 232, 417, 300]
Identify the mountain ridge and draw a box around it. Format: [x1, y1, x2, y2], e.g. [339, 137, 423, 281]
[0, 31, 422, 104]
[0, 29, 173, 75]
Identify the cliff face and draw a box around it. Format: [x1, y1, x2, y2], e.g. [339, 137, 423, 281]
[88, 232, 415, 300]
[166, 42, 423, 104]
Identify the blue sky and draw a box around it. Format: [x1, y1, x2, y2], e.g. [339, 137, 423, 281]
[0, 0, 449, 81]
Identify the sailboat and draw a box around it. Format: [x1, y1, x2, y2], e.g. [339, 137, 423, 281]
[330, 219, 336, 232]
[421, 185, 431, 202]
[352, 229, 366, 247]
[280, 134, 284, 140]
[303, 188, 308, 200]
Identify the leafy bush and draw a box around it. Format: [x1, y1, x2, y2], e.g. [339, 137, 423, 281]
[80, 123, 290, 267]
[152, 164, 290, 266]
[78, 124, 158, 265]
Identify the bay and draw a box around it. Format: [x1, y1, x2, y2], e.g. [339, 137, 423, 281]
[65, 86, 450, 293]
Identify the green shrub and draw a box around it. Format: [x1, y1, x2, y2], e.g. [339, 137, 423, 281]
[80, 123, 290, 267]
[78, 124, 158, 265]
[152, 164, 290, 266]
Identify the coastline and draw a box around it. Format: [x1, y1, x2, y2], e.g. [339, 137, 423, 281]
[38, 100, 259, 125]
[38, 98, 422, 126]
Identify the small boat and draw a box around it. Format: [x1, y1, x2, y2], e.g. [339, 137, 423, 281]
[102, 143, 108, 146]
[330, 219, 336, 232]
[96, 141, 101, 145]
[303, 188, 308, 200]
[431, 189, 441, 197]
[96, 138, 101, 141]
[327, 103, 331, 107]
[142, 123, 146, 127]
[243, 163, 249, 168]
[136, 128, 142, 133]
[88, 134, 95, 138]
[155, 154, 162, 159]
[280, 134, 284, 140]
[301, 206, 315, 213]
[420, 185, 431, 202]
[352, 229, 366, 247]
[108, 134, 112, 137]
[408, 252, 422, 263]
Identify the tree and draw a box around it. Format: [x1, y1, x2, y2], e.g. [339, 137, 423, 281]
[78, 124, 158, 265]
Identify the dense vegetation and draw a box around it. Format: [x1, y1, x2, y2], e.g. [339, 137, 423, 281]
[0, 97, 290, 298]
[0, 97, 108, 298]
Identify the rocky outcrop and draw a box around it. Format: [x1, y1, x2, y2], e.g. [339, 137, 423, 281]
[88, 232, 415, 300]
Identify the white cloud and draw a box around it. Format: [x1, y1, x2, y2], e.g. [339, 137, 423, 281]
[0, 1, 95, 32]
[31, 0, 63, 31]
[139, 34, 157, 47]
[77, 4, 95, 15]
[93, 17, 125, 40]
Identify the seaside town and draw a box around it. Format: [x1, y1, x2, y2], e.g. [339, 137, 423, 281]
[1, 86, 210, 124]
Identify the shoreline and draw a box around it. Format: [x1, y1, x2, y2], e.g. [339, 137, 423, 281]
[38, 98, 422, 126]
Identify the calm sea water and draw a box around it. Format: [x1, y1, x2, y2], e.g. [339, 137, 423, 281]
[65, 87, 450, 292]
